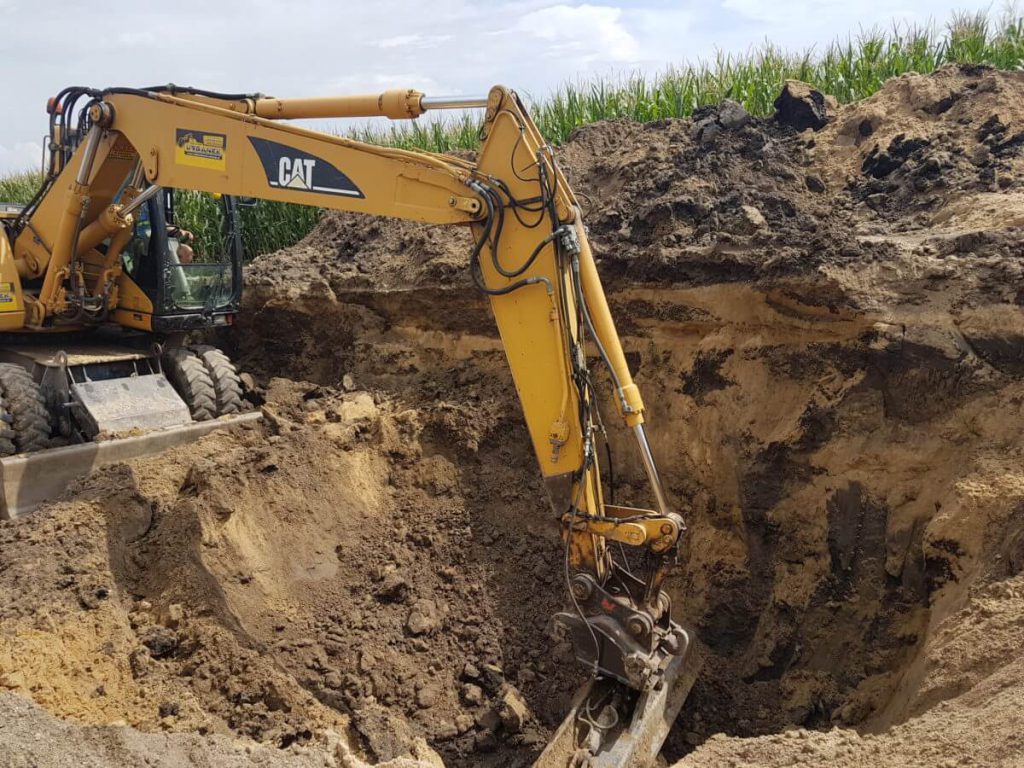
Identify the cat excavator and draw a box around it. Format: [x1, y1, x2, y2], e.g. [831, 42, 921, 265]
[0, 83, 698, 766]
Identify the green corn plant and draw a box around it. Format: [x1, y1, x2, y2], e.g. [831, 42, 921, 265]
[4, 10, 1024, 256]
[0, 172, 43, 205]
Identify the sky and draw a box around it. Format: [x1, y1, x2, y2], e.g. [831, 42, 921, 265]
[0, 0, 1000, 174]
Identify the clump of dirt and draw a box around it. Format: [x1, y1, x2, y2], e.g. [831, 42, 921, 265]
[3, 64, 1024, 768]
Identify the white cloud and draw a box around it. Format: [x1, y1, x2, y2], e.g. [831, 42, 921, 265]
[377, 34, 453, 49]
[378, 34, 426, 48]
[322, 73, 448, 95]
[116, 31, 158, 47]
[722, 0, 848, 24]
[517, 4, 641, 63]
[713, 0, 953, 54]
[0, 142, 43, 176]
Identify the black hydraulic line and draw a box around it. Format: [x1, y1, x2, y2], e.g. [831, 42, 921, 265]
[509, 122, 541, 185]
[491, 215, 559, 279]
[470, 260, 551, 296]
[567, 248, 626, 396]
[604, 440, 615, 505]
[563, 494, 601, 676]
[466, 181, 552, 297]
[8, 88, 93, 233]
[103, 85, 260, 101]
[485, 184, 505, 257]
[488, 176, 546, 215]
[483, 171, 547, 231]
[11, 178, 53, 235]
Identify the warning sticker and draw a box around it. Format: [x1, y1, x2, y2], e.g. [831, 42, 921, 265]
[108, 135, 137, 163]
[175, 129, 227, 171]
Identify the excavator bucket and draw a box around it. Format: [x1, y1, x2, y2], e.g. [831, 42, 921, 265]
[0, 411, 262, 519]
[535, 641, 703, 768]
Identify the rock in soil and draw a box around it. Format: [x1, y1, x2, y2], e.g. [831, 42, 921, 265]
[774, 79, 833, 130]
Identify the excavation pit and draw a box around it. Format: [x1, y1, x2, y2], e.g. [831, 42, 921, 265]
[2, 66, 1024, 767]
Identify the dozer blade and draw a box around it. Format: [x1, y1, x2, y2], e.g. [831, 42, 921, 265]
[535, 641, 703, 768]
[0, 411, 262, 520]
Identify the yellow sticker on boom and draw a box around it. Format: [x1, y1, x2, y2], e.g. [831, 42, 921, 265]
[175, 129, 227, 171]
[0, 282, 17, 310]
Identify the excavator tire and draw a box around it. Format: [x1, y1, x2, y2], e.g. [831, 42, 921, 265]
[0, 401, 16, 456]
[190, 345, 243, 417]
[162, 348, 217, 422]
[0, 364, 51, 455]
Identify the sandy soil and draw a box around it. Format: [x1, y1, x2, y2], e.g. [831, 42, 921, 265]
[1, 65, 1023, 767]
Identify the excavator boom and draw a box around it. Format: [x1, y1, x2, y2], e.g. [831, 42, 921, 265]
[2, 83, 697, 765]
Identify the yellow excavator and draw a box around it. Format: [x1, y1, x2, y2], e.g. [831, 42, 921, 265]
[0, 84, 698, 766]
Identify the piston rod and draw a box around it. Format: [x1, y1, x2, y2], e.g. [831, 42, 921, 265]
[420, 95, 489, 111]
[633, 423, 671, 519]
[119, 184, 161, 216]
[246, 91, 488, 121]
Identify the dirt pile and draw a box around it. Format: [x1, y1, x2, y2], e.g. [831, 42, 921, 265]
[0, 691, 339, 768]
[0, 380, 573, 767]
[1, 64, 1023, 768]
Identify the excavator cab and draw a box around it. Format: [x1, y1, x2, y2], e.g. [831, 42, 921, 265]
[0, 187, 256, 519]
[121, 189, 244, 332]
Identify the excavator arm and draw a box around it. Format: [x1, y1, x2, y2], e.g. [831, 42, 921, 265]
[9, 84, 695, 765]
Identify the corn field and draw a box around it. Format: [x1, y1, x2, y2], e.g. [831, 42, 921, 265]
[174, 194, 322, 261]
[3, 10, 1023, 258]
[0, 172, 42, 206]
